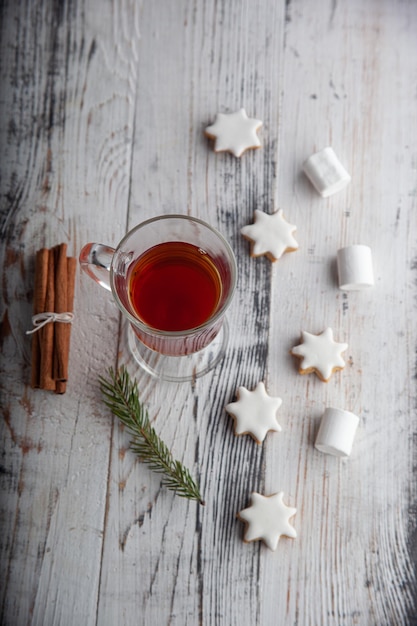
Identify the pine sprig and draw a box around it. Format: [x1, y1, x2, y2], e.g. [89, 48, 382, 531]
[99, 367, 204, 505]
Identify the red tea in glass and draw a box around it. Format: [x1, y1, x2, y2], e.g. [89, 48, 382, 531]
[128, 241, 222, 332]
[79, 214, 237, 380]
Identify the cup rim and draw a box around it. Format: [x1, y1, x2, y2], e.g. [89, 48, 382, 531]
[110, 214, 237, 338]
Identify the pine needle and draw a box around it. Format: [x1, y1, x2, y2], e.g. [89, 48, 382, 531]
[99, 367, 204, 505]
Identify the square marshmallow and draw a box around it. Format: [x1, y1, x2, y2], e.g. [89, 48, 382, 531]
[303, 147, 351, 197]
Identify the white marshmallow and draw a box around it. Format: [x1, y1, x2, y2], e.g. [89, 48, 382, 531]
[337, 244, 374, 291]
[303, 147, 351, 197]
[315, 407, 359, 457]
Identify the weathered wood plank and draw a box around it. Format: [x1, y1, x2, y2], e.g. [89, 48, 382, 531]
[0, 0, 137, 624]
[265, 1, 417, 624]
[96, 0, 286, 623]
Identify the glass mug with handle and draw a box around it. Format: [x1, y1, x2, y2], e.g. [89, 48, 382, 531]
[79, 214, 237, 382]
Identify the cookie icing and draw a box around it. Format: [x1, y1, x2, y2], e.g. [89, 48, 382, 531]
[290, 327, 348, 382]
[241, 209, 298, 261]
[237, 492, 297, 551]
[225, 382, 282, 443]
[205, 108, 262, 157]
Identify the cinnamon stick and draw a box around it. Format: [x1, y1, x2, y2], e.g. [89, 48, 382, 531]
[55, 256, 77, 394]
[30, 249, 49, 388]
[53, 243, 68, 382]
[39, 249, 56, 390]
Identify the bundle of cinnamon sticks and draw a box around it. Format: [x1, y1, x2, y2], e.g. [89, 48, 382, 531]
[30, 243, 77, 393]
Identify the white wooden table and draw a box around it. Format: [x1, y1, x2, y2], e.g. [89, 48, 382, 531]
[1, 1, 417, 624]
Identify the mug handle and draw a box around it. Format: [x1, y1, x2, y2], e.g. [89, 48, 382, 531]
[79, 243, 115, 291]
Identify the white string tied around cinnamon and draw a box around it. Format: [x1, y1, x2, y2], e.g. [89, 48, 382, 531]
[26, 312, 75, 335]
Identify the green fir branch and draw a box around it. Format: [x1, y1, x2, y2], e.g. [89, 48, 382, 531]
[99, 367, 204, 505]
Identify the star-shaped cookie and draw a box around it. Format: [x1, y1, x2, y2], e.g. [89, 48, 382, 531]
[241, 209, 298, 261]
[205, 108, 262, 157]
[225, 382, 282, 444]
[237, 492, 297, 551]
[290, 327, 348, 382]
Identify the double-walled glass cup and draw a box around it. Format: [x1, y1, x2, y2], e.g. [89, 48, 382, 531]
[79, 214, 237, 381]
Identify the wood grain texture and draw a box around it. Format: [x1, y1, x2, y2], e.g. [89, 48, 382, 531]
[0, 0, 416, 625]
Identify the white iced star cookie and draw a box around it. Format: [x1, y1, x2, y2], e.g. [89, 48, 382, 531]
[237, 492, 297, 551]
[290, 327, 348, 382]
[241, 209, 298, 261]
[225, 382, 282, 444]
[204, 108, 262, 157]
